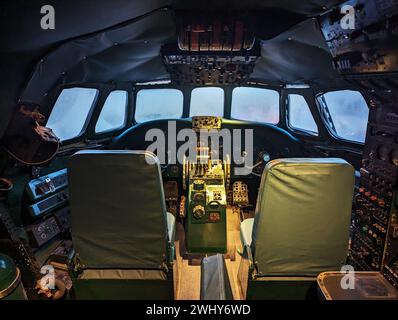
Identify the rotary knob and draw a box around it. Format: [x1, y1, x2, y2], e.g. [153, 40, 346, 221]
[193, 205, 205, 219]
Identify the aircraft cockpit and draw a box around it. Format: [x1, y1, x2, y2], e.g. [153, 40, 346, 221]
[0, 0, 398, 304]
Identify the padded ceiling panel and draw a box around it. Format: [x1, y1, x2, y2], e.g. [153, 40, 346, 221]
[251, 18, 344, 87]
[1, 0, 172, 52]
[21, 9, 175, 103]
[172, 0, 343, 15]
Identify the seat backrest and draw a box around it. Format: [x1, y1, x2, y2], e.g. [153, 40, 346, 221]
[252, 158, 355, 276]
[68, 150, 168, 270]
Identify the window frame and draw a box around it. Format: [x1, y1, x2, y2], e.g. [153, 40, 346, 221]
[230, 86, 282, 125]
[94, 89, 129, 134]
[315, 89, 369, 145]
[286, 93, 319, 136]
[46, 86, 100, 143]
[133, 87, 185, 123]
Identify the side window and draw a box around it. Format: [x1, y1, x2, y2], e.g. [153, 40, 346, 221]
[287, 94, 318, 135]
[95, 90, 128, 133]
[231, 87, 279, 124]
[190, 87, 224, 117]
[135, 89, 183, 123]
[47, 87, 99, 141]
[317, 90, 369, 143]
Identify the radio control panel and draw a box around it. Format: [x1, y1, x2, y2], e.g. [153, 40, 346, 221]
[27, 217, 61, 248]
[27, 189, 69, 219]
[26, 169, 68, 201]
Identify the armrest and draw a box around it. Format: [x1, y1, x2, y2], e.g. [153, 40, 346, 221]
[166, 212, 176, 244]
[240, 218, 254, 247]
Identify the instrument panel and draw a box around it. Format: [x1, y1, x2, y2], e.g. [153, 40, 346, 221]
[192, 116, 222, 130]
[319, 0, 398, 75]
[348, 76, 398, 288]
[27, 189, 69, 219]
[110, 118, 303, 206]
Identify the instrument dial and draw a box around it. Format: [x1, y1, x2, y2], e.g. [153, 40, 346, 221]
[193, 205, 205, 219]
[193, 192, 205, 202]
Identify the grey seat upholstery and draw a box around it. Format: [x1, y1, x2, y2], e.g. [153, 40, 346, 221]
[68, 150, 175, 299]
[238, 158, 355, 299]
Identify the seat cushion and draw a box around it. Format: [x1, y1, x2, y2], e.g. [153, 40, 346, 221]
[252, 158, 355, 276]
[80, 269, 167, 280]
[69, 150, 169, 270]
[240, 218, 254, 247]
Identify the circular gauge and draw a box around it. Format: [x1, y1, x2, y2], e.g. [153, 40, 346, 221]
[250, 150, 271, 175]
[193, 205, 205, 219]
[193, 192, 205, 202]
[377, 145, 389, 161]
[263, 152, 271, 163]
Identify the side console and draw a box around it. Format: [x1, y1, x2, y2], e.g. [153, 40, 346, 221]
[23, 169, 71, 248]
[0, 168, 73, 299]
[320, 0, 398, 290]
[25, 169, 72, 297]
[347, 77, 398, 289]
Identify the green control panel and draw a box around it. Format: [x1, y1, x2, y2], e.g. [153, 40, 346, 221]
[186, 161, 227, 253]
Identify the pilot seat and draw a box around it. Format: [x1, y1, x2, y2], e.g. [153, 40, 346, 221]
[238, 158, 355, 299]
[68, 150, 176, 299]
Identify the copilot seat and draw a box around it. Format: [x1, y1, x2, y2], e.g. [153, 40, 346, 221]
[238, 158, 355, 299]
[68, 150, 175, 299]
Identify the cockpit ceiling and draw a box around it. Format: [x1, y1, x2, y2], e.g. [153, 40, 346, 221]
[1, 0, 344, 52]
[18, 5, 346, 104]
[0, 0, 346, 138]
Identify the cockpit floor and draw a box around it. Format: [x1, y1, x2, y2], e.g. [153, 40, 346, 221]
[174, 207, 243, 300]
